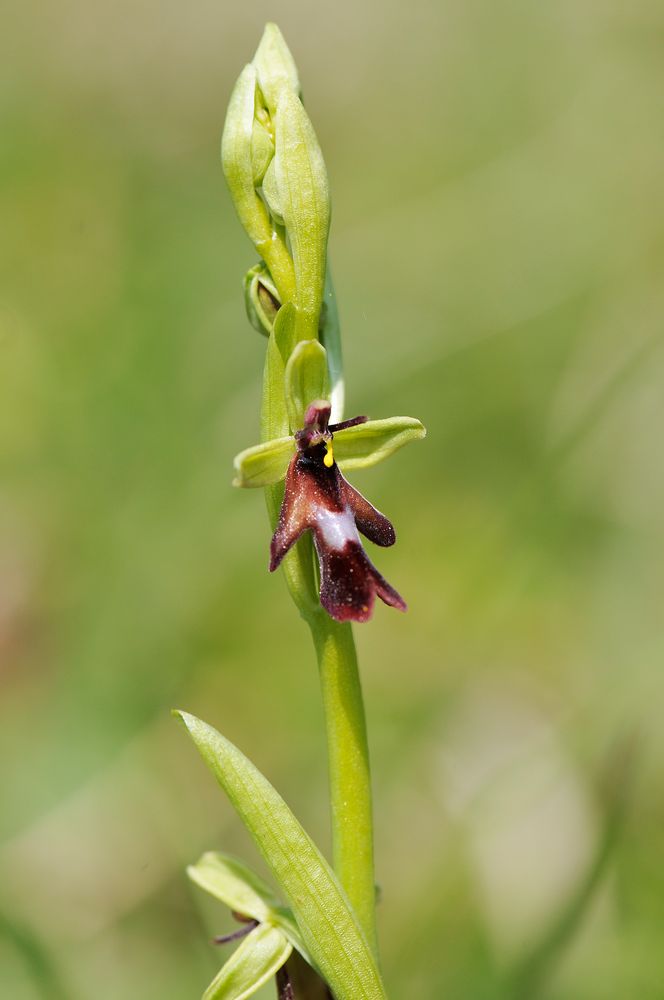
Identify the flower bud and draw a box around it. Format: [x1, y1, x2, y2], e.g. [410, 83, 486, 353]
[221, 63, 295, 302]
[244, 263, 281, 337]
[252, 23, 300, 115]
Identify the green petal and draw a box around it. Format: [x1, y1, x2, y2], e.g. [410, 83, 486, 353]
[335, 416, 426, 471]
[203, 923, 291, 1000]
[285, 340, 330, 431]
[175, 712, 387, 1000]
[233, 437, 294, 488]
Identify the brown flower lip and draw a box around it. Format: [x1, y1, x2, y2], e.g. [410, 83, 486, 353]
[270, 402, 406, 623]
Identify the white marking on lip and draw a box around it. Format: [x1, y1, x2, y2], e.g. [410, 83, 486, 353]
[315, 506, 360, 551]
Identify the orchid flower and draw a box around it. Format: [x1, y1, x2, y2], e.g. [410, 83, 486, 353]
[235, 398, 422, 622]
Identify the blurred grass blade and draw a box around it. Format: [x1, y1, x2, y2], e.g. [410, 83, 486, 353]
[335, 416, 426, 471]
[175, 711, 388, 1000]
[285, 340, 330, 430]
[203, 923, 292, 1000]
[233, 437, 294, 488]
[508, 736, 636, 999]
[0, 911, 68, 1000]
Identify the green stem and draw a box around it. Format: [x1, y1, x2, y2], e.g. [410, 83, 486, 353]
[309, 612, 378, 958]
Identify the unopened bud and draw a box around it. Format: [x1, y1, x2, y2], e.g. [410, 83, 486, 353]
[252, 23, 300, 115]
[244, 263, 281, 337]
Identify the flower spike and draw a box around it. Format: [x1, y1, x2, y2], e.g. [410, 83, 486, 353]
[270, 402, 406, 622]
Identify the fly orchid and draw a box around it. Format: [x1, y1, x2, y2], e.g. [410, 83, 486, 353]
[237, 398, 419, 622]
[181, 23, 424, 1000]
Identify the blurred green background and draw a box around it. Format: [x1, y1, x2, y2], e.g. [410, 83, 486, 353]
[2, 1, 664, 997]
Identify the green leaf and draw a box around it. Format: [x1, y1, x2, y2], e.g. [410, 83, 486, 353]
[233, 437, 294, 488]
[188, 853, 279, 922]
[252, 23, 300, 116]
[274, 88, 330, 342]
[189, 852, 311, 965]
[203, 923, 291, 1000]
[335, 416, 426, 471]
[285, 340, 330, 431]
[175, 712, 388, 1000]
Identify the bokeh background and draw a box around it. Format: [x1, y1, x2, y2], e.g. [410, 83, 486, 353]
[2, 1, 664, 997]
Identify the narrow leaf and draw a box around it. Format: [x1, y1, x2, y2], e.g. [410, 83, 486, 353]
[175, 712, 387, 1000]
[285, 340, 330, 431]
[189, 852, 311, 964]
[335, 416, 426, 471]
[233, 437, 294, 488]
[188, 853, 279, 922]
[203, 923, 291, 1000]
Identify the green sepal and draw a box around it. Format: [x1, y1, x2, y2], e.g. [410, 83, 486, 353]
[234, 414, 426, 488]
[335, 416, 426, 471]
[233, 436, 294, 488]
[203, 923, 292, 1000]
[273, 88, 330, 342]
[252, 23, 300, 115]
[175, 712, 388, 1000]
[243, 264, 281, 337]
[188, 852, 311, 965]
[285, 340, 330, 431]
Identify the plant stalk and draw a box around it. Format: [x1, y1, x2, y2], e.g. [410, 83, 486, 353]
[309, 612, 378, 958]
